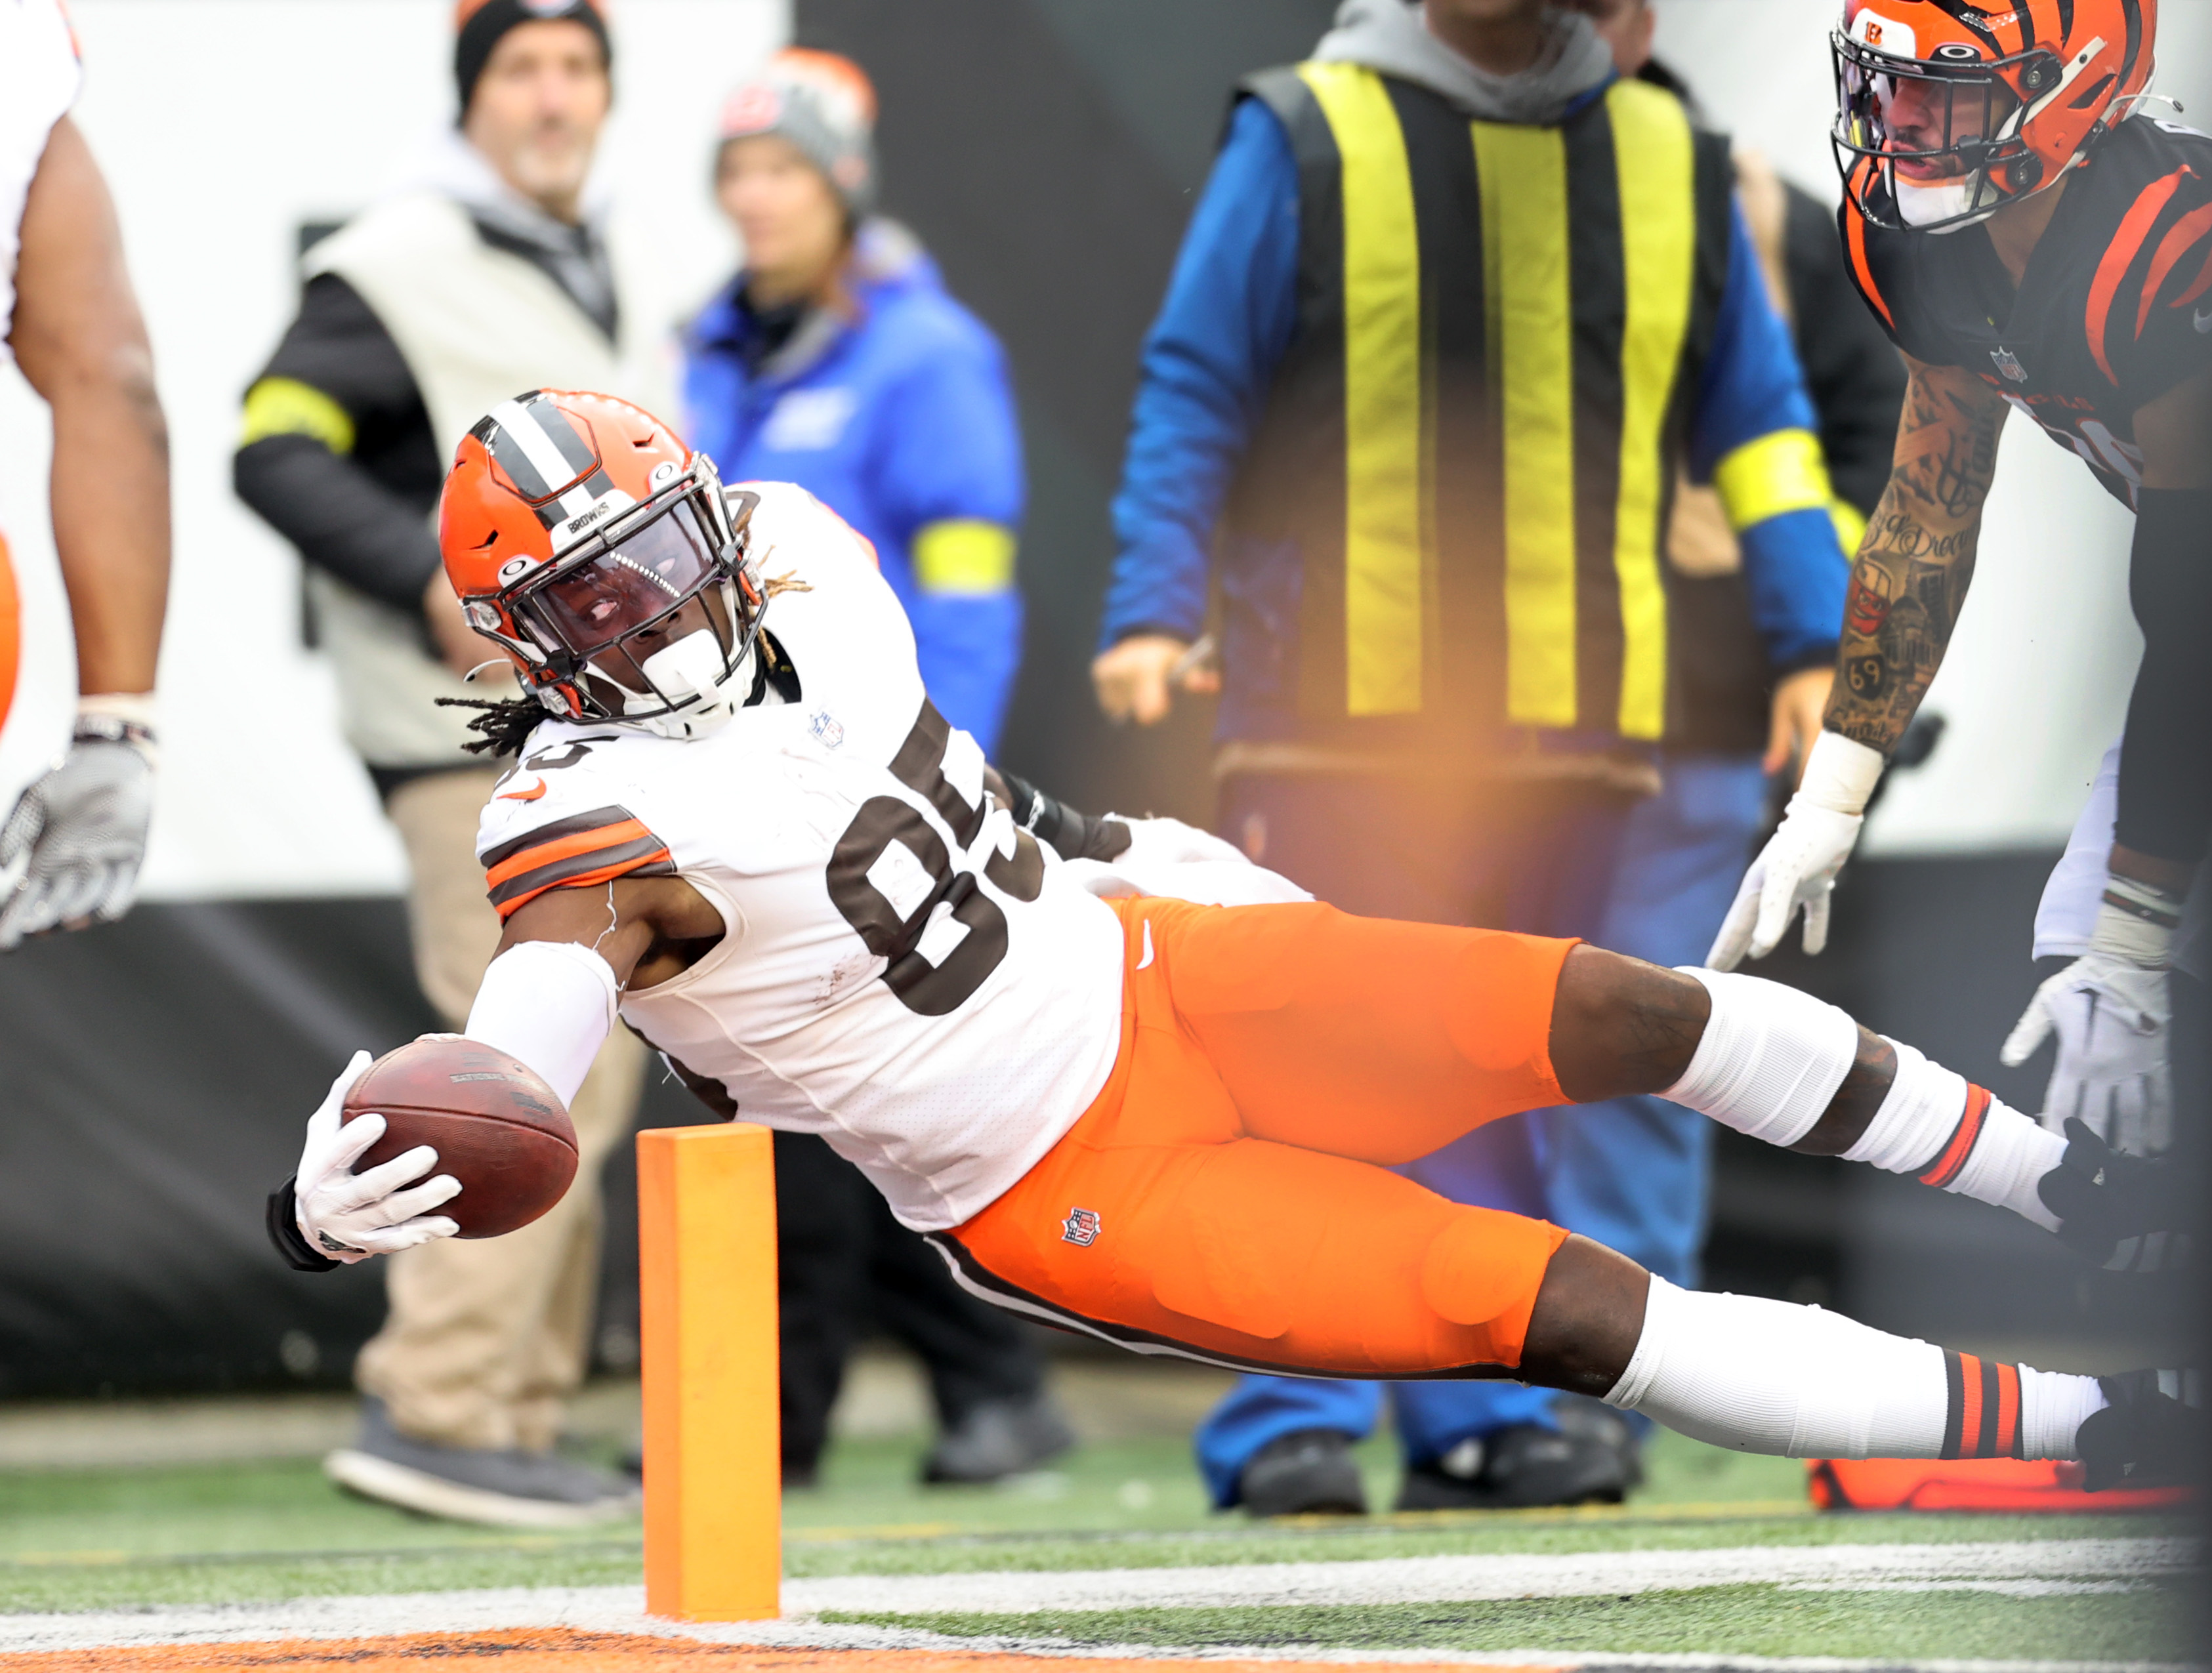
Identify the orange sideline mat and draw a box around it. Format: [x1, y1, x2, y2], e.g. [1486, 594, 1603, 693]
[0, 1632, 1564, 1672]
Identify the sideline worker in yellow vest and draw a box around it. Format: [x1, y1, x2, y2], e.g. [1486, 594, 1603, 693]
[232, 0, 656, 1530]
[1093, 0, 1851, 1517]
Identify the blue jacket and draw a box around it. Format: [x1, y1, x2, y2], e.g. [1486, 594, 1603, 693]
[1102, 95, 1848, 743]
[684, 224, 1025, 753]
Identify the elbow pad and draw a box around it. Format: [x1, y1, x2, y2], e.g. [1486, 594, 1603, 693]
[463, 941, 619, 1107]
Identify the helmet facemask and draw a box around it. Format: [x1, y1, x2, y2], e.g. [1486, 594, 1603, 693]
[1832, 30, 2064, 234]
[482, 465, 770, 740]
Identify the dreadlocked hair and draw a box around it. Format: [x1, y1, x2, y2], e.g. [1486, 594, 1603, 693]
[434, 694, 548, 758]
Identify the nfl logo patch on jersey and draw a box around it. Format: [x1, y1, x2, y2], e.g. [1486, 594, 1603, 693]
[809, 710, 845, 748]
[1061, 1207, 1102, 1247]
[1990, 346, 2027, 382]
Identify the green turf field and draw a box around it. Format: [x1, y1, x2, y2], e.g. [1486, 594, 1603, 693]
[0, 1416, 2190, 1664]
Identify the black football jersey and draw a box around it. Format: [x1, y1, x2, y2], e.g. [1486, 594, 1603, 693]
[1843, 116, 2212, 511]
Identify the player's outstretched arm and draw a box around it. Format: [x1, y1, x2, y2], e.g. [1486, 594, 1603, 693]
[1707, 355, 2007, 970]
[271, 877, 719, 1270]
[1, 115, 170, 948]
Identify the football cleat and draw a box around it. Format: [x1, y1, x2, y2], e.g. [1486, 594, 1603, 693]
[2037, 1119, 2192, 1272]
[2077, 1369, 2204, 1493]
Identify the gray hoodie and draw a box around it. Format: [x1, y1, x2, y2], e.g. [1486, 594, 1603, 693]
[1313, 0, 1614, 127]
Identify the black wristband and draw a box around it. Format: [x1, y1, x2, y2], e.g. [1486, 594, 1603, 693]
[266, 1178, 341, 1273]
[999, 772, 1132, 863]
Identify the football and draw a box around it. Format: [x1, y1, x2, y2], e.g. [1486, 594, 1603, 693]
[341, 1038, 579, 1240]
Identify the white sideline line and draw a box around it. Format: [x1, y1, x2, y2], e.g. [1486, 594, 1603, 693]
[0, 1539, 2192, 1659]
[779, 1538, 2192, 1616]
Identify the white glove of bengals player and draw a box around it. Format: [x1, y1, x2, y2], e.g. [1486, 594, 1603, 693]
[0, 703, 159, 951]
[293, 1050, 461, 1263]
[2001, 878, 2181, 1156]
[1706, 732, 1885, 970]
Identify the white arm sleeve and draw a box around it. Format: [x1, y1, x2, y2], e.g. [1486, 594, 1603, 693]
[462, 941, 619, 1107]
[2034, 743, 2121, 962]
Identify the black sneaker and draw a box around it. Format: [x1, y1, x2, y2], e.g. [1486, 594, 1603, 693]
[1237, 1426, 1368, 1518]
[923, 1392, 1076, 1483]
[2078, 1369, 2205, 1491]
[325, 1397, 640, 1529]
[1396, 1401, 1640, 1511]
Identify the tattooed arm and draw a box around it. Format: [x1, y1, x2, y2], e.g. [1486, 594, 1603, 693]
[1823, 353, 2009, 754]
[1707, 354, 2009, 968]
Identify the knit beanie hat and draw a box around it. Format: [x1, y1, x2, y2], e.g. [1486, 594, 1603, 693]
[717, 49, 878, 220]
[455, 0, 611, 117]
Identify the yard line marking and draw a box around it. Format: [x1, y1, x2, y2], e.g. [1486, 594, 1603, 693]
[783, 1538, 2192, 1616]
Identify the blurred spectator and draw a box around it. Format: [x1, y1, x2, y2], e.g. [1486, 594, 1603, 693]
[1093, 0, 1850, 1514]
[0, 1, 169, 951]
[682, 50, 1024, 753]
[232, 0, 657, 1527]
[684, 50, 1068, 1488]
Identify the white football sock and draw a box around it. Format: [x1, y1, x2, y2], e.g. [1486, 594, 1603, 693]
[1842, 1037, 2064, 1230]
[1605, 1277, 2102, 1461]
[1663, 968, 1860, 1147]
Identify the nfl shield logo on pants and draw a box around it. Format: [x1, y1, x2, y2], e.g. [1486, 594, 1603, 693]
[1060, 1207, 1102, 1247]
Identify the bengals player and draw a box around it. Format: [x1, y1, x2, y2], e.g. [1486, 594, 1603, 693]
[263, 389, 2198, 1487]
[1709, 0, 2210, 1159]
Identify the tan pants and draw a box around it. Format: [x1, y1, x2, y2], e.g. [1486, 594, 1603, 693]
[355, 768, 646, 1453]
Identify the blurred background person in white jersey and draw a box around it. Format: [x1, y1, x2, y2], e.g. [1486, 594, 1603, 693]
[0, 0, 170, 952]
[231, 0, 659, 1529]
[682, 49, 1068, 1489]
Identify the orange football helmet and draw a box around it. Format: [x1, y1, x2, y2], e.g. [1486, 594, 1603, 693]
[439, 390, 766, 737]
[1834, 0, 2158, 232]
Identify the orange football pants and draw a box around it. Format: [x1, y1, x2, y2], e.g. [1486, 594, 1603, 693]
[942, 898, 1578, 1378]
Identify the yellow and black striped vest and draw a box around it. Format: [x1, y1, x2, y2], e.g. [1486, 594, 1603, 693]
[1222, 66, 1734, 753]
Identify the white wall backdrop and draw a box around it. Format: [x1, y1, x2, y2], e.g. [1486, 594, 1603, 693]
[1653, 0, 2212, 857]
[0, 0, 785, 899]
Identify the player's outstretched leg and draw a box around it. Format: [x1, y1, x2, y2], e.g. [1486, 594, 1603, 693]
[1548, 951, 2183, 1268]
[1513, 1235, 2201, 1486]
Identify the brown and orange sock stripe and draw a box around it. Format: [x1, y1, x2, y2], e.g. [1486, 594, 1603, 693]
[1940, 1349, 2026, 1460]
[1916, 1083, 1992, 1189]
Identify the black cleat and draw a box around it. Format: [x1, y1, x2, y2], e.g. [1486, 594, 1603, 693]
[1395, 1401, 1641, 1511]
[1238, 1427, 1368, 1518]
[2037, 1119, 2193, 1271]
[2076, 1369, 2205, 1491]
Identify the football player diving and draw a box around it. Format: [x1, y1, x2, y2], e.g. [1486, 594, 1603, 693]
[1710, 0, 2211, 1180]
[264, 390, 2198, 1485]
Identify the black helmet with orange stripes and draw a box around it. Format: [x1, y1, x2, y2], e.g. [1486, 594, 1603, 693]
[439, 390, 767, 741]
[1833, 0, 2158, 234]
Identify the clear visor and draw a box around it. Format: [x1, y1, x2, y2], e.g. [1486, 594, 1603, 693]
[513, 497, 723, 659]
[1833, 34, 2025, 171]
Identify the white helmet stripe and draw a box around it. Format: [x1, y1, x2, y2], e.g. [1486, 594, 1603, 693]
[486, 398, 601, 519]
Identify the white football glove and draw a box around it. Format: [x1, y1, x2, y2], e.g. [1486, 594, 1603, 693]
[293, 1050, 461, 1263]
[2001, 953, 2171, 1155]
[0, 728, 156, 950]
[1706, 732, 1884, 970]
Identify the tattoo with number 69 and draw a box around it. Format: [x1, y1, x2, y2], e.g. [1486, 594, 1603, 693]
[1824, 355, 2010, 756]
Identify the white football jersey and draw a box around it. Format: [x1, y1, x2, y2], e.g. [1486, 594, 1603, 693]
[476, 483, 1126, 1231]
[0, 0, 81, 367]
